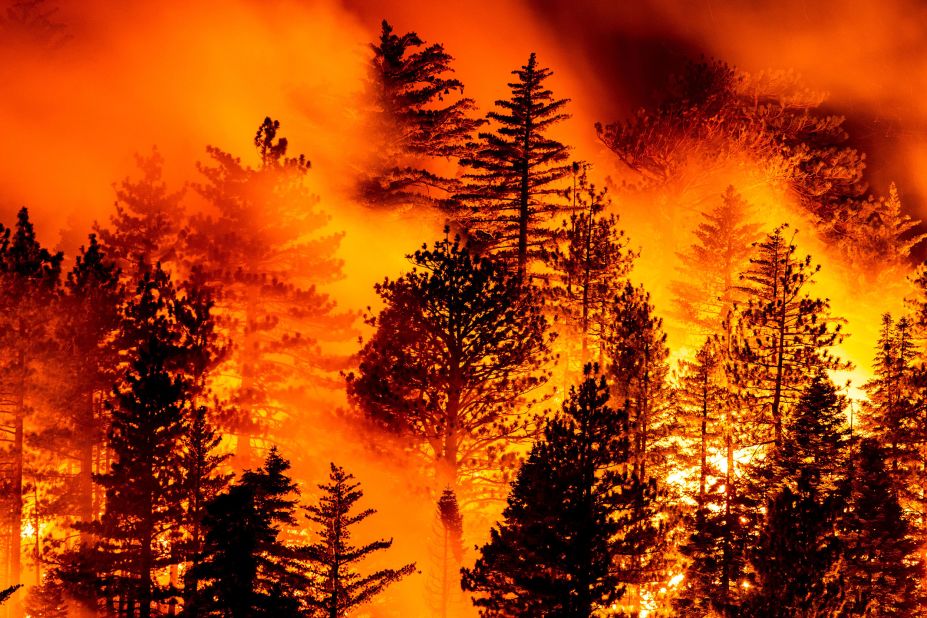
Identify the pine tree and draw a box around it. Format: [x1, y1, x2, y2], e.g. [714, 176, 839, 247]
[360, 20, 482, 210]
[599, 281, 673, 612]
[23, 578, 67, 617]
[178, 405, 230, 614]
[596, 62, 867, 228]
[431, 488, 464, 618]
[186, 117, 355, 466]
[603, 281, 672, 482]
[552, 166, 635, 377]
[191, 448, 302, 617]
[747, 373, 850, 616]
[346, 233, 552, 494]
[458, 53, 571, 282]
[833, 438, 923, 616]
[732, 225, 847, 449]
[861, 314, 917, 470]
[675, 339, 753, 617]
[461, 367, 661, 617]
[42, 235, 124, 537]
[0, 207, 62, 594]
[95, 148, 185, 281]
[301, 463, 416, 618]
[81, 264, 217, 617]
[671, 186, 762, 335]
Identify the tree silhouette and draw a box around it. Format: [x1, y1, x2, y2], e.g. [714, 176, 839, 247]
[0, 207, 62, 593]
[186, 117, 355, 467]
[462, 367, 661, 617]
[458, 53, 571, 282]
[192, 447, 302, 618]
[301, 463, 416, 618]
[361, 20, 482, 210]
[346, 233, 552, 495]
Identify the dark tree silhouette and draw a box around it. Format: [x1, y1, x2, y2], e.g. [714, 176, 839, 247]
[833, 438, 923, 615]
[361, 20, 482, 210]
[0, 208, 62, 593]
[42, 235, 124, 536]
[346, 233, 552, 495]
[675, 340, 751, 617]
[552, 166, 635, 378]
[458, 52, 571, 282]
[431, 488, 464, 618]
[192, 448, 302, 618]
[81, 264, 218, 617]
[747, 373, 849, 616]
[462, 367, 661, 617]
[301, 463, 416, 618]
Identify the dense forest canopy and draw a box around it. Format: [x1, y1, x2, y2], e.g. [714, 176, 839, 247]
[1, 0, 927, 616]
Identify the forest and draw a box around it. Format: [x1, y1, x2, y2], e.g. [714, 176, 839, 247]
[1, 0, 927, 616]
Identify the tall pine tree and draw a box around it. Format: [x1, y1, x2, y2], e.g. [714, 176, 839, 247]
[361, 20, 482, 210]
[186, 117, 355, 466]
[0, 208, 62, 595]
[458, 53, 571, 282]
[731, 225, 847, 448]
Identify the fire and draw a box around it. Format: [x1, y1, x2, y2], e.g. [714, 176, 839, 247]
[0, 1, 924, 617]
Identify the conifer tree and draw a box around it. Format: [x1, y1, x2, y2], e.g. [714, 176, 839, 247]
[461, 368, 661, 617]
[193, 448, 300, 616]
[671, 186, 762, 334]
[833, 438, 923, 616]
[552, 166, 635, 376]
[346, 233, 552, 494]
[23, 578, 67, 618]
[862, 314, 917, 469]
[675, 341, 752, 617]
[42, 235, 123, 537]
[361, 20, 482, 210]
[431, 488, 464, 618]
[186, 117, 355, 466]
[95, 148, 185, 281]
[191, 447, 302, 618]
[178, 405, 230, 614]
[596, 62, 867, 228]
[0, 207, 62, 592]
[732, 225, 846, 448]
[458, 53, 571, 282]
[603, 281, 672, 482]
[301, 463, 416, 618]
[747, 373, 850, 616]
[81, 264, 217, 617]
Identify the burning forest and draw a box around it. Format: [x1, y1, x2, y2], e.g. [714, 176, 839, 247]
[2, 0, 927, 616]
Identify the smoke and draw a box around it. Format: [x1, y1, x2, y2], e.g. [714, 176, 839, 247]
[2, 0, 926, 613]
